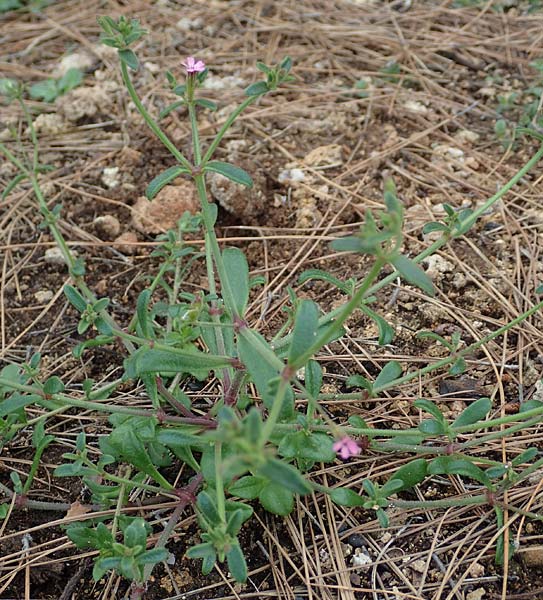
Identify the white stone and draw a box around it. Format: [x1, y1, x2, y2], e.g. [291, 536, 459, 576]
[351, 548, 372, 568]
[34, 290, 54, 303]
[278, 168, 305, 184]
[102, 167, 120, 189]
[54, 52, 94, 77]
[44, 247, 66, 266]
[404, 100, 428, 115]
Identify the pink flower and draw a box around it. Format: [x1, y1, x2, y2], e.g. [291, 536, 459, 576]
[333, 436, 361, 460]
[182, 56, 206, 74]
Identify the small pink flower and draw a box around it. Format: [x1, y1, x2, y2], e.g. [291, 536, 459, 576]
[182, 56, 206, 74]
[333, 436, 361, 460]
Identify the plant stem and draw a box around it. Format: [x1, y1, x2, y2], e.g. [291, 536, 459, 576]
[120, 62, 191, 171]
[201, 97, 256, 165]
[214, 442, 227, 523]
[259, 376, 289, 446]
[273, 142, 543, 354]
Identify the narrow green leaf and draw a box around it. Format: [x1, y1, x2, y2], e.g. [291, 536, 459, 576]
[195, 98, 217, 111]
[452, 397, 492, 428]
[360, 304, 395, 345]
[374, 361, 402, 390]
[245, 81, 269, 96]
[226, 542, 247, 582]
[449, 356, 467, 376]
[330, 236, 364, 253]
[138, 548, 168, 565]
[64, 285, 87, 312]
[118, 48, 139, 70]
[222, 247, 249, 316]
[304, 359, 322, 399]
[136, 289, 153, 338]
[258, 482, 294, 515]
[414, 398, 445, 421]
[258, 458, 311, 495]
[123, 518, 147, 549]
[229, 476, 264, 500]
[2, 173, 27, 200]
[205, 161, 253, 188]
[388, 459, 428, 492]
[391, 254, 435, 296]
[288, 300, 319, 365]
[428, 456, 491, 486]
[0, 393, 41, 417]
[329, 487, 365, 507]
[346, 374, 373, 393]
[145, 165, 189, 200]
[43, 376, 64, 395]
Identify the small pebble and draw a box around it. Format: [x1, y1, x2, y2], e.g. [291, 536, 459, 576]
[114, 231, 139, 255]
[94, 215, 121, 239]
[44, 247, 67, 266]
[34, 290, 54, 303]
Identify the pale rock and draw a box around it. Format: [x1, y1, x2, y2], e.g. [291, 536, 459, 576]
[34, 290, 54, 303]
[351, 548, 372, 568]
[478, 86, 496, 97]
[54, 52, 94, 77]
[521, 546, 543, 566]
[56, 81, 118, 122]
[94, 215, 121, 239]
[303, 144, 344, 167]
[419, 302, 450, 323]
[33, 113, 66, 135]
[380, 532, 392, 544]
[278, 168, 305, 184]
[208, 168, 267, 220]
[434, 145, 465, 161]
[454, 129, 480, 144]
[466, 588, 485, 600]
[531, 379, 543, 403]
[144, 62, 161, 74]
[404, 100, 428, 115]
[176, 16, 203, 30]
[468, 561, 485, 578]
[102, 167, 120, 189]
[423, 255, 454, 279]
[452, 272, 468, 289]
[44, 247, 67, 266]
[132, 182, 199, 234]
[114, 231, 139, 254]
[203, 74, 244, 91]
[410, 559, 426, 573]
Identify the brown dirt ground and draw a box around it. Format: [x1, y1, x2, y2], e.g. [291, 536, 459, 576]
[2, 0, 543, 599]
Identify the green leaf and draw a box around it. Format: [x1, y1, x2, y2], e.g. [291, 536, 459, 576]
[58, 68, 83, 93]
[449, 357, 467, 376]
[108, 425, 172, 489]
[118, 48, 139, 70]
[305, 359, 322, 399]
[138, 548, 168, 564]
[188, 543, 216, 575]
[258, 482, 294, 515]
[136, 289, 153, 338]
[245, 81, 269, 96]
[452, 397, 492, 428]
[29, 79, 59, 102]
[229, 476, 264, 500]
[329, 487, 365, 507]
[236, 329, 294, 417]
[374, 361, 402, 390]
[422, 222, 448, 234]
[288, 300, 319, 365]
[278, 431, 335, 462]
[414, 399, 445, 421]
[145, 165, 189, 200]
[123, 518, 148, 549]
[346, 375, 373, 393]
[330, 236, 364, 253]
[64, 285, 87, 312]
[2, 173, 27, 200]
[391, 254, 435, 296]
[197, 491, 221, 526]
[258, 458, 311, 495]
[43, 376, 64, 395]
[205, 161, 253, 188]
[359, 304, 395, 345]
[195, 98, 217, 111]
[418, 419, 446, 435]
[124, 346, 232, 380]
[428, 456, 491, 486]
[298, 269, 351, 294]
[388, 459, 428, 492]
[222, 247, 250, 316]
[226, 542, 247, 582]
[0, 393, 41, 417]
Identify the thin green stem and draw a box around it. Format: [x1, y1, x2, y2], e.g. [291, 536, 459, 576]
[289, 258, 386, 370]
[214, 442, 227, 523]
[201, 97, 256, 165]
[273, 143, 543, 354]
[259, 377, 289, 446]
[120, 62, 191, 171]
